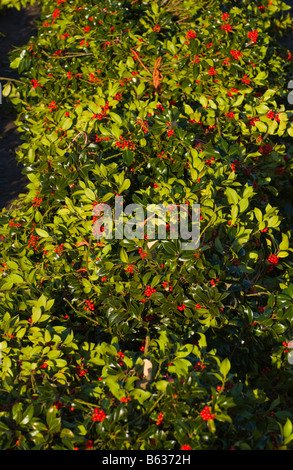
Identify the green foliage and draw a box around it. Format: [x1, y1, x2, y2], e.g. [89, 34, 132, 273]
[1, 0, 293, 450]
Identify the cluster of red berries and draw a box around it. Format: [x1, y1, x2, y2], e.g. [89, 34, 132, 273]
[194, 361, 205, 371]
[156, 412, 163, 425]
[88, 72, 100, 83]
[120, 396, 131, 403]
[137, 118, 148, 134]
[80, 39, 89, 47]
[32, 196, 43, 208]
[200, 406, 215, 421]
[162, 281, 173, 291]
[40, 362, 48, 369]
[138, 247, 147, 259]
[206, 156, 216, 165]
[248, 30, 258, 43]
[144, 285, 156, 297]
[242, 74, 251, 84]
[0, 262, 7, 275]
[53, 400, 63, 409]
[116, 351, 125, 366]
[115, 135, 136, 150]
[8, 218, 22, 228]
[282, 342, 291, 354]
[91, 100, 111, 120]
[186, 30, 196, 39]
[91, 134, 111, 143]
[92, 407, 106, 422]
[31, 78, 42, 89]
[84, 299, 94, 311]
[120, 76, 133, 86]
[114, 92, 122, 101]
[230, 49, 242, 60]
[177, 304, 186, 311]
[266, 110, 275, 120]
[227, 87, 239, 97]
[268, 254, 279, 265]
[158, 151, 166, 159]
[54, 243, 64, 255]
[156, 104, 164, 113]
[259, 144, 273, 155]
[220, 24, 232, 32]
[28, 228, 40, 251]
[76, 362, 88, 377]
[208, 67, 217, 76]
[125, 264, 135, 273]
[48, 100, 58, 112]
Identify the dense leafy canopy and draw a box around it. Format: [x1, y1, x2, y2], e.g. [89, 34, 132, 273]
[1, 0, 293, 450]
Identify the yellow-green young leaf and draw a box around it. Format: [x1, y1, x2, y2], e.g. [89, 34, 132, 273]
[176, 344, 194, 358]
[99, 163, 107, 178]
[10, 57, 21, 69]
[130, 388, 151, 404]
[32, 306, 42, 323]
[168, 358, 191, 377]
[279, 233, 290, 251]
[255, 120, 267, 133]
[136, 81, 145, 97]
[35, 228, 50, 238]
[28, 148, 35, 162]
[239, 197, 249, 213]
[254, 207, 263, 223]
[44, 329, 52, 343]
[36, 294, 47, 308]
[226, 187, 239, 205]
[61, 118, 73, 131]
[2, 82, 12, 97]
[155, 380, 170, 391]
[101, 192, 115, 202]
[268, 119, 279, 135]
[232, 94, 244, 107]
[255, 104, 270, 114]
[120, 247, 128, 263]
[112, 123, 123, 139]
[184, 104, 194, 115]
[267, 215, 280, 228]
[84, 188, 96, 201]
[9, 273, 24, 284]
[65, 197, 76, 212]
[199, 94, 209, 108]
[119, 179, 131, 193]
[231, 204, 238, 220]
[109, 112, 122, 125]
[82, 278, 92, 293]
[207, 419, 216, 434]
[284, 418, 293, 438]
[220, 358, 231, 377]
[278, 112, 288, 122]
[7, 260, 19, 270]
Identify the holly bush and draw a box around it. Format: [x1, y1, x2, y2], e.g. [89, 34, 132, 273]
[1, 0, 293, 450]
